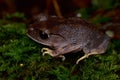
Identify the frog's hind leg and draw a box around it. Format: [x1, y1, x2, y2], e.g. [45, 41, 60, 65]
[76, 51, 99, 64]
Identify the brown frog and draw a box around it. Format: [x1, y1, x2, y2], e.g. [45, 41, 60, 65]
[27, 13, 111, 64]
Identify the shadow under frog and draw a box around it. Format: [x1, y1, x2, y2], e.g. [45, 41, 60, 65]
[27, 13, 111, 64]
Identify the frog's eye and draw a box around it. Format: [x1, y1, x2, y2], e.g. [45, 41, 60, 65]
[39, 31, 49, 39]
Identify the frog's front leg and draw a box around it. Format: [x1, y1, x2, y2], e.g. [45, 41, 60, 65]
[41, 48, 65, 61]
[76, 51, 99, 64]
[41, 44, 81, 61]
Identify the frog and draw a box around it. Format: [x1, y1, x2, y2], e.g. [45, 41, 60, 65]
[27, 13, 111, 64]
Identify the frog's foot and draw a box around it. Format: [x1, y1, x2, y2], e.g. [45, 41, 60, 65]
[76, 51, 98, 64]
[41, 48, 65, 61]
[58, 55, 66, 61]
[41, 48, 54, 56]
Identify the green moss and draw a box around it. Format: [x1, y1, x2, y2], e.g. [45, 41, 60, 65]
[90, 15, 111, 24]
[92, 0, 120, 10]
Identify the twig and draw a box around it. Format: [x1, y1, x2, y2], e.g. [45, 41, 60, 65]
[52, 0, 63, 18]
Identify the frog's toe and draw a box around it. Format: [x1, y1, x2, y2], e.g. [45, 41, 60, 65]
[59, 55, 66, 61]
[41, 48, 54, 56]
[76, 54, 89, 64]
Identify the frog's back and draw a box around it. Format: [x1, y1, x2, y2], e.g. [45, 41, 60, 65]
[48, 17, 110, 53]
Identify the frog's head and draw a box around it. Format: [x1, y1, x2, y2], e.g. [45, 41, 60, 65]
[27, 19, 68, 49]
